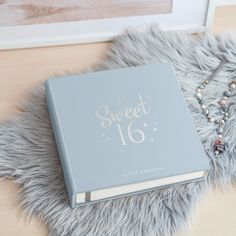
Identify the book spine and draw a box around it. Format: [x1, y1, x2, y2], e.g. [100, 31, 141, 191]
[45, 80, 76, 207]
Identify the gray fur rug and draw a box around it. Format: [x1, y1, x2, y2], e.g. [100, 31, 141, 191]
[1, 26, 236, 236]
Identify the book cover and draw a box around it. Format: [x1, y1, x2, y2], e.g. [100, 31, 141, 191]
[45, 64, 209, 208]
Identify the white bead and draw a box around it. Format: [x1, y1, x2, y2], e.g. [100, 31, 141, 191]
[196, 92, 202, 98]
[220, 119, 225, 125]
[218, 134, 223, 139]
[210, 117, 215, 123]
[196, 88, 201, 93]
[201, 104, 207, 109]
[215, 150, 219, 155]
[230, 83, 236, 90]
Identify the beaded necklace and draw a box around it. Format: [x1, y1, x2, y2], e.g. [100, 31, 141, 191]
[195, 61, 236, 157]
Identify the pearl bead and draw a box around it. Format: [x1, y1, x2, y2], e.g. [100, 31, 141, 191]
[223, 96, 228, 100]
[218, 134, 223, 140]
[196, 88, 201, 93]
[201, 104, 207, 109]
[209, 117, 215, 123]
[196, 92, 202, 98]
[220, 119, 225, 125]
[204, 109, 209, 115]
[230, 82, 236, 90]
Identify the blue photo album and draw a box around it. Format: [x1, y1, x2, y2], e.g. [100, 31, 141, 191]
[45, 64, 209, 208]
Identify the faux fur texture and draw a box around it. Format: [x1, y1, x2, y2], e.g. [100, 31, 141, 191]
[0, 26, 236, 236]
